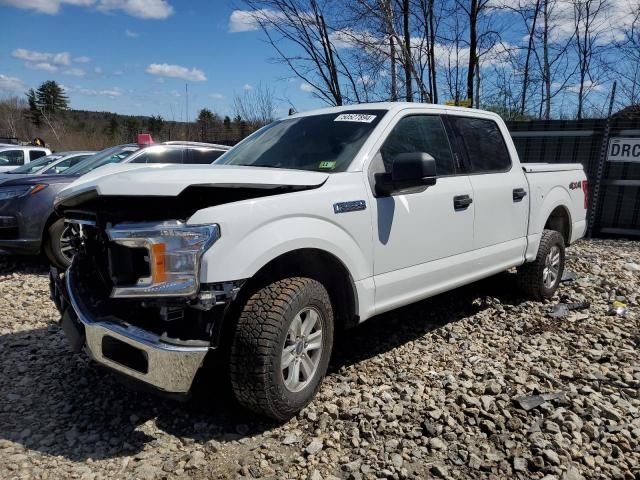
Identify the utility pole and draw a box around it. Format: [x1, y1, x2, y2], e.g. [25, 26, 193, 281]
[185, 83, 189, 140]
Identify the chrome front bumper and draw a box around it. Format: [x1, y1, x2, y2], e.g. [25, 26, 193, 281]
[64, 272, 209, 394]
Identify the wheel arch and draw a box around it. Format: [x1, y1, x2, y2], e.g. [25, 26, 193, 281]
[41, 212, 61, 251]
[240, 248, 360, 331]
[543, 205, 572, 245]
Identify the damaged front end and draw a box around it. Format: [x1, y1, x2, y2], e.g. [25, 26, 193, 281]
[50, 206, 241, 395]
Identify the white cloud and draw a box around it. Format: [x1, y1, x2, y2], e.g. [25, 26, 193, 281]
[52, 52, 72, 65]
[566, 80, 604, 94]
[97, 0, 173, 19]
[0, 0, 94, 15]
[94, 66, 103, 74]
[74, 56, 91, 63]
[113, 69, 124, 75]
[63, 84, 123, 97]
[63, 68, 86, 76]
[0, 0, 173, 19]
[229, 9, 285, 32]
[0, 74, 26, 92]
[26, 62, 59, 72]
[125, 28, 140, 38]
[300, 83, 314, 92]
[146, 63, 207, 81]
[12, 48, 71, 65]
[209, 92, 224, 99]
[243, 83, 253, 91]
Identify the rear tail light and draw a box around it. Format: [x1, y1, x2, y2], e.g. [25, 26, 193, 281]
[582, 180, 588, 209]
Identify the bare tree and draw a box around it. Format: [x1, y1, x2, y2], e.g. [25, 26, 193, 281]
[233, 83, 277, 126]
[0, 96, 27, 139]
[571, 0, 610, 119]
[241, 0, 357, 105]
[453, 0, 493, 107]
[613, 2, 640, 106]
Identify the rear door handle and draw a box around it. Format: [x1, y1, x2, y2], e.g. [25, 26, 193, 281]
[513, 188, 527, 202]
[453, 194, 473, 211]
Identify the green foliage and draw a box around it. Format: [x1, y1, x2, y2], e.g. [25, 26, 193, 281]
[147, 115, 165, 135]
[36, 81, 69, 113]
[105, 116, 119, 138]
[196, 108, 220, 141]
[25, 89, 41, 127]
[124, 117, 140, 140]
[25, 80, 69, 127]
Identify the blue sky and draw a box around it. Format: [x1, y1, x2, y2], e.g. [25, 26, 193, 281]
[0, 0, 320, 119]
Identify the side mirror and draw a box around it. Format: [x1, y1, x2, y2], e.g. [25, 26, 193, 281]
[375, 152, 437, 196]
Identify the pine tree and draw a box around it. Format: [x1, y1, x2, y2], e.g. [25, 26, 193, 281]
[26, 88, 42, 126]
[105, 115, 119, 138]
[197, 108, 214, 141]
[35, 80, 69, 114]
[147, 115, 165, 136]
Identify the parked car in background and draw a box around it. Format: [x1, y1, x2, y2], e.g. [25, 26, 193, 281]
[0, 141, 230, 267]
[0, 151, 95, 179]
[0, 145, 52, 173]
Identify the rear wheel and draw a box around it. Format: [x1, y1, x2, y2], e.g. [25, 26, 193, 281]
[517, 229, 565, 300]
[44, 218, 78, 269]
[229, 277, 334, 420]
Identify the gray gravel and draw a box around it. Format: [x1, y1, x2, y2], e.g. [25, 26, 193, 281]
[1, 239, 639, 479]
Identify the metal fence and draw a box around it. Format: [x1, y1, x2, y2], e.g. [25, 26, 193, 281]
[507, 118, 640, 237]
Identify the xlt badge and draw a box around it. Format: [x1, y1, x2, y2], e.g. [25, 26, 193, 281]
[333, 200, 366, 214]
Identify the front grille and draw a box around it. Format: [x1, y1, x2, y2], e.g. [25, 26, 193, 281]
[0, 227, 18, 240]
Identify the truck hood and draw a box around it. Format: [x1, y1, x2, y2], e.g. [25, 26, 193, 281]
[56, 164, 329, 206]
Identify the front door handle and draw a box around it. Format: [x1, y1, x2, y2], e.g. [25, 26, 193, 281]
[513, 188, 528, 202]
[453, 194, 473, 211]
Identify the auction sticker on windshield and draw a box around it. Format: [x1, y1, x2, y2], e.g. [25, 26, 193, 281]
[334, 113, 377, 123]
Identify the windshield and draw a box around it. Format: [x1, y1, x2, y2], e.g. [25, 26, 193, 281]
[10, 154, 64, 174]
[63, 145, 140, 176]
[215, 110, 387, 172]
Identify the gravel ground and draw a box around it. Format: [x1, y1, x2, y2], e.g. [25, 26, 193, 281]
[0, 239, 639, 480]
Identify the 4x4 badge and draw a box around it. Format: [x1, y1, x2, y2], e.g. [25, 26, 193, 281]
[333, 200, 366, 214]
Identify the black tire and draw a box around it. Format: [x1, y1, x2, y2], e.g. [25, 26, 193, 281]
[229, 277, 334, 421]
[517, 229, 565, 300]
[44, 218, 75, 269]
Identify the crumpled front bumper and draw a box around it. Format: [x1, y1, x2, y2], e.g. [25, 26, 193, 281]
[50, 267, 209, 394]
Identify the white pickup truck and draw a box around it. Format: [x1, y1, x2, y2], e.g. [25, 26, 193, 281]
[0, 145, 51, 172]
[50, 103, 587, 420]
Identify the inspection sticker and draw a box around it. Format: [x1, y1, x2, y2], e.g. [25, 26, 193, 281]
[334, 113, 377, 123]
[319, 160, 337, 169]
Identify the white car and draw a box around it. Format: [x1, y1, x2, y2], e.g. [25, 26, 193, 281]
[0, 145, 52, 173]
[0, 151, 95, 178]
[51, 103, 587, 420]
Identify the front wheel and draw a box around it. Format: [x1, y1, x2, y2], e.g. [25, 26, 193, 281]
[43, 218, 78, 269]
[229, 277, 334, 420]
[517, 229, 565, 300]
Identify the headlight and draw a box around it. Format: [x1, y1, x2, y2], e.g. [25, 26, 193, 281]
[0, 184, 47, 201]
[107, 221, 220, 298]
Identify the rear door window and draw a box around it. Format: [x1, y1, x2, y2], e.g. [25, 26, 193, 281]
[131, 147, 188, 164]
[447, 116, 511, 173]
[29, 150, 48, 161]
[186, 149, 226, 164]
[0, 150, 25, 166]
